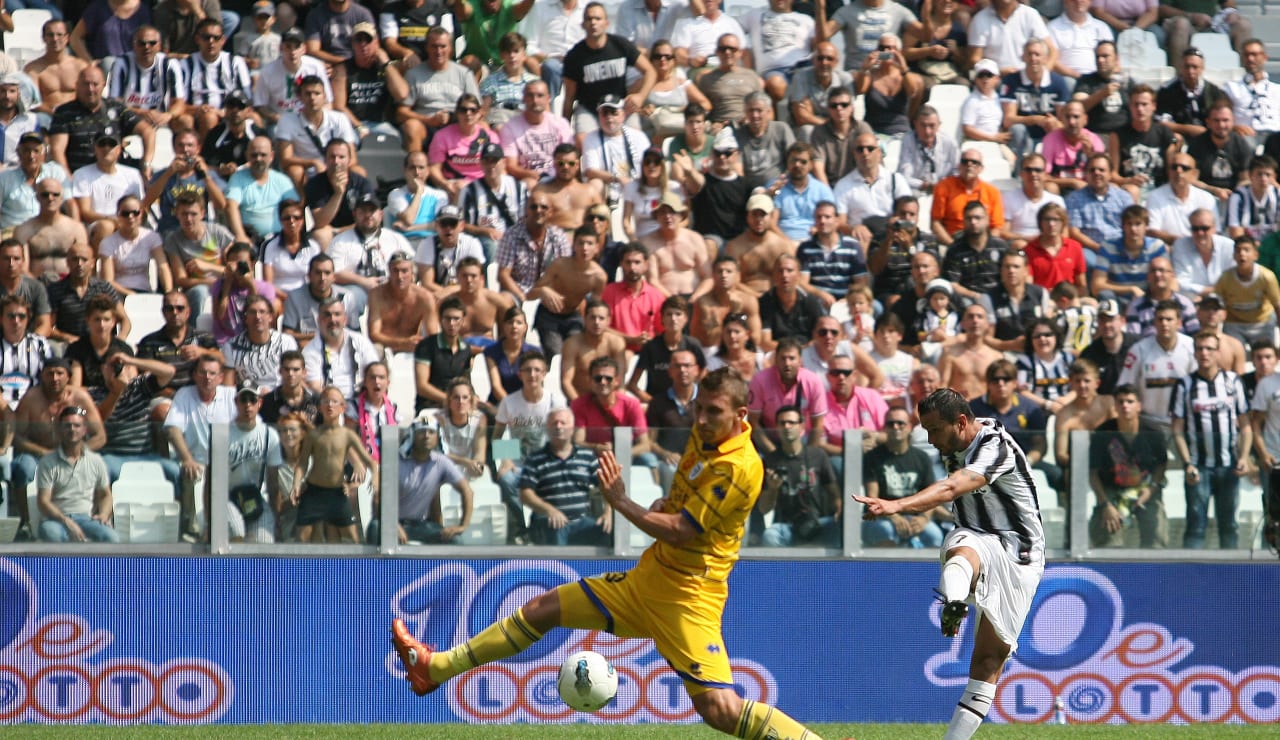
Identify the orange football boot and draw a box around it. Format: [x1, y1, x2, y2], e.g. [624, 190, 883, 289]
[390, 619, 440, 696]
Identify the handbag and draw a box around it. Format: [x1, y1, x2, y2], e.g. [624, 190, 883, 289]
[230, 447, 269, 524]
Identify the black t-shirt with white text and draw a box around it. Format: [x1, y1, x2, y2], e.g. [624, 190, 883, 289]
[563, 34, 640, 112]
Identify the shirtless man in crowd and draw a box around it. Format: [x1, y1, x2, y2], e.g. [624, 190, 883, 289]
[25, 20, 86, 114]
[560, 300, 627, 402]
[690, 255, 762, 350]
[534, 144, 603, 232]
[449, 257, 514, 344]
[291, 386, 378, 544]
[938, 303, 1003, 401]
[1054, 358, 1115, 472]
[643, 194, 710, 297]
[14, 178, 88, 280]
[11, 359, 105, 518]
[367, 252, 439, 354]
[720, 195, 794, 295]
[528, 227, 608, 356]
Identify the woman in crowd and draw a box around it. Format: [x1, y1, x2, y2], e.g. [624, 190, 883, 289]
[484, 306, 538, 408]
[261, 200, 322, 294]
[427, 94, 497, 202]
[706, 314, 766, 382]
[1017, 318, 1076, 414]
[275, 411, 312, 543]
[855, 33, 923, 138]
[904, 0, 969, 89]
[438, 378, 488, 480]
[99, 194, 169, 295]
[641, 39, 711, 145]
[623, 148, 684, 242]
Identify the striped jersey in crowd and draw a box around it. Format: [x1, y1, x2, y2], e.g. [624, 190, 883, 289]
[108, 53, 185, 112]
[942, 418, 1044, 564]
[1226, 183, 1280, 241]
[1172, 369, 1249, 468]
[179, 52, 251, 108]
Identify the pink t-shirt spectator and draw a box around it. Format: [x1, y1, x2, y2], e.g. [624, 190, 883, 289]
[823, 387, 889, 448]
[1023, 237, 1087, 290]
[601, 281, 666, 351]
[748, 367, 830, 432]
[571, 392, 648, 445]
[427, 124, 498, 183]
[1040, 129, 1105, 182]
[500, 113, 574, 179]
[1091, 0, 1156, 24]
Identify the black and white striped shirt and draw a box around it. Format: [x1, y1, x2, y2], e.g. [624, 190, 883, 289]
[107, 53, 185, 112]
[1226, 183, 1280, 240]
[1172, 369, 1248, 468]
[944, 418, 1045, 564]
[181, 52, 251, 108]
[0, 333, 49, 409]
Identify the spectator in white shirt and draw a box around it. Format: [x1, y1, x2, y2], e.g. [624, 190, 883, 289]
[1048, 0, 1114, 80]
[1146, 152, 1220, 245]
[967, 0, 1057, 75]
[1224, 40, 1280, 147]
[1003, 152, 1066, 247]
[1172, 207, 1237, 297]
[671, 0, 748, 73]
[742, 0, 816, 103]
[522, 0, 586, 100]
[960, 59, 1011, 147]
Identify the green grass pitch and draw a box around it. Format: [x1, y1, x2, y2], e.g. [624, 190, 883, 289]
[2, 725, 1277, 739]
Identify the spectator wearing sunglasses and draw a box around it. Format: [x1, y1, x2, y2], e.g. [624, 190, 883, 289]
[860, 406, 945, 549]
[1155, 47, 1227, 140]
[816, 352, 888, 481]
[174, 18, 253, 139]
[787, 41, 853, 141]
[1145, 153, 1219, 246]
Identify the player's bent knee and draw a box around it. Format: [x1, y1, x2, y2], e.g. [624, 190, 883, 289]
[691, 687, 742, 734]
[519, 589, 561, 632]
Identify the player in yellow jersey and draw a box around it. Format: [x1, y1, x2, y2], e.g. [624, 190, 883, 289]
[390, 367, 824, 740]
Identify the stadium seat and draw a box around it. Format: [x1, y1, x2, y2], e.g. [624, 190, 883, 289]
[485, 261, 498, 291]
[882, 136, 902, 171]
[443, 503, 507, 546]
[468, 476, 504, 509]
[355, 479, 375, 539]
[26, 492, 40, 532]
[113, 478, 175, 508]
[115, 501, 181, 544]
[152, 126, 176, 172]
[0, 516, 18, 543]
[125, 293, 165, 346]
[1116, 28, 1166, 71]
[1127, 66, 1176, 89]
[1203, 67, 1243, 88]
[359, 131, 407, 199]
[470, 355, 492, 403]
[926, 84, 969, 142]
[969, 142, 1012, 180]
[546, 352, 564, 397]
[1190, 32, 1239, 70]
[194, 295, 213, 333]
[3, 9, 51, 66]
[388, 351, 417, 414]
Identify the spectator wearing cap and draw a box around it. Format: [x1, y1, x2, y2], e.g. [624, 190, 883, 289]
[163, 191, 237, 313]
[49, 66, 153, 178]
[226, 136, 299, 245]
[276, 75, 361, 192]
[1092, 204, 1169, 303]
[931, 147, 1006, 247]
[202, 91, 258, 183]
[12, 178, 87, 279]
[223, 378, 283, 543]
[499, 80, 573, 189]
[235, 1, 282, 70]
[1173, 208, 1237, 297]
[368, 250, 442, 354]
[253, 27, 332, 127]
[175, 17, 254, 138]
[695, 33, 763, 125]
[641, 193, 708, 298]
[623, 147, 684, 243]
[95, 346, 181, 492]
[12, 358, 105, 522]
[367, 411, 475, 545]
[480, 32, 541, 130]
[34, 404, 116, 543]
[1079, 298, 1137, 394]
[69, 133, 146, 248]
[580, 94, 651, 206]
[329, 192, 413, 316]
[304, 139, 377, 249]
[224, 293, 299, 391]
[0, 74, 40, 168]
[106, 25, 187, 131]
[561, 2, 654, 141]
[1195, 291, 1248, 374]
[144, 127, 231, 236]
[673, 127, 750, 245]
[333, 21, 408, 139]
[459, 142, 526, 259]
[397, 28, 480, 154]
[0, 133, 71, 237]
[25, 19, 87, 116]
[427, 93, 498, 200]
[211, 242, 279, 345]
[304, 0, 377, 66]
[960, 59, 1010, 149]
[416, 204, 486, 295]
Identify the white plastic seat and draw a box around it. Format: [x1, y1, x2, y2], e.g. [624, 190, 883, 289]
[2, 9, 51, 62]
[113, 479, 175, 507]
[969, 141, 1013, 180]
[0, 517, 19, 543]
[470, 355, 492, 403]
[388, 351, 417, 413]
[468, 476, 504, 509]
[116, 460, 169, 483]
[124, 293, 165, 346]
[927, 84, 970, 142]
[1191, 32, 1239, 71]
[546, 352, 564, 397]
[151, 125, 175, 172]
[114, 501, 180, 543]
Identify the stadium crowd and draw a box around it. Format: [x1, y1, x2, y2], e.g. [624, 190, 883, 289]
[2, 0, 1278, 552]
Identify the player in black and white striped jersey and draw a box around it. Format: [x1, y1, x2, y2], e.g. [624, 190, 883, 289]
[1171, 330, 1252, 549]
[855, 388, 1044, 740]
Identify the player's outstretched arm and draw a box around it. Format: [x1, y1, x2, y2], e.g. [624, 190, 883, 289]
[855, 469, 988, 518]
[597, 451, 699, 545]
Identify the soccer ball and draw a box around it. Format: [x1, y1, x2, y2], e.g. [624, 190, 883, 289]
[557, 650, 618, 712]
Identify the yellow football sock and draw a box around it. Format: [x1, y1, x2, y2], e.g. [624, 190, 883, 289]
[429, 607, 544, 681]
[735, 699, 824, 740]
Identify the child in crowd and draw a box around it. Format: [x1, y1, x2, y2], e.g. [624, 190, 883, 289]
[843, 283, 876, 354]
[870, 312, 918, 408]
[1051, 281, 1097, 354]
[236, 1, 282, 70]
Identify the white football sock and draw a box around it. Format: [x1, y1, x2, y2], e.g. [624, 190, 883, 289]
[939, 556, 974, 603]
[942, 678, 996, 740]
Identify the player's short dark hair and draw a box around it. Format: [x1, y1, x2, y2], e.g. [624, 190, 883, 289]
[775, 336, 805, 356]
[774, 404, 802, 423]
[1069, 357, 1098, 378]
[195, 353, 224, 373]
[456, 256, 484, 273]
[573, 225, 598, 242]
[684, 102, 707, 120]
[244, 294, 274, 315]
[1252, 339, 1277, 357]
[712, 253, 739, 269]
[501, 305, 524, 324]
[1112, 383, 1140, 402]
[1154, 299, 1183, 318]
[553, 143, 578, 158]
[584, 298, 609, 315]
[439, 296, 466, 316]
[498, 31, 526, 53]
[1250, 155, 1278, 173]
[1050, 281, 1077, 301]
[874, 311, 904, 333]
[662, 295, 689, 315]
[893, 195, 918, 214]
[963, 200, 987, 217]
[298, 74, 325, 89]
[1193, 329, 1221, 349]
[86, 294, 116, 317]
[280, 349, 304, 367]
[621, 242, 648, 260]
[0, 293, 29, 312]
[1122, 204, 1149, 223]
[700, 366, 750, 408]
[175, 191, 206, 209]
[588, 355, 620, 375]
[918, 388, 974, 424]
[309, 253, 334, 271]
[196, 17, 223, 34]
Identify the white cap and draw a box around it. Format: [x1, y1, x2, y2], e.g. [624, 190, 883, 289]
[712, 127, 739, 152]
[972, 58, 999, 79]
